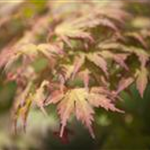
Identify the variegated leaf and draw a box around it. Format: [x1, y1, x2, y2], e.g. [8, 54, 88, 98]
[136, 67, 148, 98]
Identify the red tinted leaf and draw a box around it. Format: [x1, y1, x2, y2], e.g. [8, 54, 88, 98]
[89, 92, 123, 113]
[116, 77, 134, 94]
[101, 51, 129, 70]
[71, 55, 85, 80]
[53, 88, 122, 138]
[87, 53, 108, 76]
[12, 82, 33, 133]
[75, 90, 95, 138]
[45, 90, 64, 105]
[136, 67, 148, 98]
[32, 80, 49, 116]
[126, 32, 147, 49]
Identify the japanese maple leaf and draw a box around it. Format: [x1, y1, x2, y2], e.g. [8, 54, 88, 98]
[48, 88, 123, 138]
[136, 67, 148, 98]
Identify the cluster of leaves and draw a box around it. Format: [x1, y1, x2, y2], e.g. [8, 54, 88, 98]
[0, 0, 150, 138]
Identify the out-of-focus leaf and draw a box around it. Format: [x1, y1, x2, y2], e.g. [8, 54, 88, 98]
[136, 67, 148, 98]
[87, 53, 108, 77]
